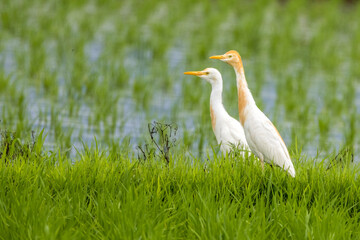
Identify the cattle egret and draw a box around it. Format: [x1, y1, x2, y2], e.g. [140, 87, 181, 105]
[184, 68, 249, 156]
[210, 51, 296, 177]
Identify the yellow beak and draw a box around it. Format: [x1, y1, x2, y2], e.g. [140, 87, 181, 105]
[209, 55, 225, 60]
[184, 71, 206, 76]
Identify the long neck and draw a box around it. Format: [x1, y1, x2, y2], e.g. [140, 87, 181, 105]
[234, 62, 256, 125]
[210, 81, 223, 109]
[209, 81, 226, 131]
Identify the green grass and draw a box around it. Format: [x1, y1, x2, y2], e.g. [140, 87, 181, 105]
[0, 0, 359, 155]
[0, 137, 359, 239]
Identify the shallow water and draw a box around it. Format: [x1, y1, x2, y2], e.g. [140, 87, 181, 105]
[1, 1, 359, 163]
[1, 41, 358, 162]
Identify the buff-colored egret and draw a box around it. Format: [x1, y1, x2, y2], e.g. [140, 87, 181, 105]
[210, 51, 295, 177]
[184, 68, 249, 156]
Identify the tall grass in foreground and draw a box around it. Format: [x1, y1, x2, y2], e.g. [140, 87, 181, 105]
[0, 138, 359, 239]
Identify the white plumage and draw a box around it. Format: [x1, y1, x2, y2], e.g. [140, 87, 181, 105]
[184, 68, 249, 155]
[243, 105, 295, 177]
[210, 51, 296, 177]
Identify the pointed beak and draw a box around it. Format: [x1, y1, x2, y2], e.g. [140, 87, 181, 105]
[209, 55, 225, 60]
[184, 71, 206, 76]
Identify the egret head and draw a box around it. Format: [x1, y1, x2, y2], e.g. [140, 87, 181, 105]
[184, 68, 221, 85]
[209, 50, 242, 68]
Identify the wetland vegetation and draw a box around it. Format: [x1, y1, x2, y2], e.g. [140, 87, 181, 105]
[1, 0, 360, 239]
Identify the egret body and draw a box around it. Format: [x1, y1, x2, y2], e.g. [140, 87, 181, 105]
[184, 68, 249, 155]
[210, 51, 296, 177]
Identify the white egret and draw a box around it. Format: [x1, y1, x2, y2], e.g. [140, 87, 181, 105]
[210, 51, 296, 177]
[184, 68, 249, 156]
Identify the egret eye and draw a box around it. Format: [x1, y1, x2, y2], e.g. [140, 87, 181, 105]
[229, 55, 233, 58]
[206, 72, 209, 75]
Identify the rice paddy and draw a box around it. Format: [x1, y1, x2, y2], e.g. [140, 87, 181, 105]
[1, 0, 360, 239]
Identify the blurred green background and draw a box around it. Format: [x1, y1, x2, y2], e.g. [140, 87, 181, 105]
[1, 0, 359, 160]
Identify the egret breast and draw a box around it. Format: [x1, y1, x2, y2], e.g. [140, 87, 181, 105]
[210, 105, 216, 131]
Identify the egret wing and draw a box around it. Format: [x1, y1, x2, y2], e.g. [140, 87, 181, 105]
[226, 117, 248, 148]
[245, 115, 291, 168]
